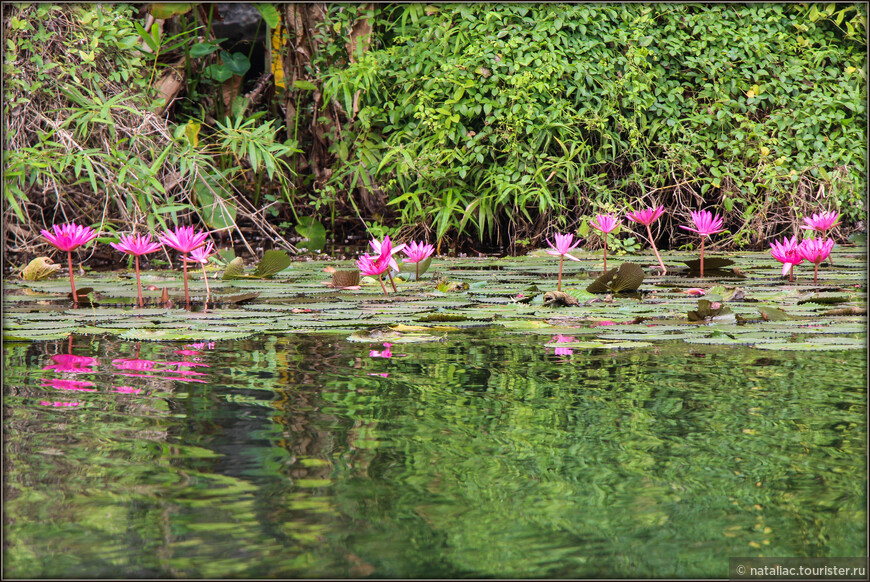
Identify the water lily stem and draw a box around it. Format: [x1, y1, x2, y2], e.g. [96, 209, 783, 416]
[67, 250, 77, 303]
[182, 260, 190, 307]
[135, 256, 143, 308]
[700, 238, 705, 278]
[814, 262, 819, 284]
[387, 271, 398, 293]
[378, 274, 388, 296]
[416, 262, 420, 280]
[558, 255, 564, 291]
[603, 234, 608, 273]
[646, 224, 666, 274]
[201, 263, 211, 297]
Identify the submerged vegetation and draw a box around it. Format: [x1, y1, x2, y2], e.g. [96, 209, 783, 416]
[2, 3, 866, 265]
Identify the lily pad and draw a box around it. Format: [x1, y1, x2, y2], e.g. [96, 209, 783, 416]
[587, 262, 645, 293]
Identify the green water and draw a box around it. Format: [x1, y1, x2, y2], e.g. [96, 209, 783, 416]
[3, 332, 866, 578]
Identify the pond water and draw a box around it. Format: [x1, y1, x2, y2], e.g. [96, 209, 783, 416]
[4, 331, 866, 578]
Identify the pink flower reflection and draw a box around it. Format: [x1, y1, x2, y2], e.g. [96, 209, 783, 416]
[369, 343, 393, 358]
[43, 354, 99, 373]
[113, 386, 142, 394]
[186, 342, 215, 350]
[173, 349, 200, 356]
[112, 358, 157, 372]
[591, 320, 617, 327]
[42, 378, 97, 392]
[163, 361, 210, 369]
[40, 401, 82, 407]
[546, 335, 576, 357]
[368, 373, 390, 377]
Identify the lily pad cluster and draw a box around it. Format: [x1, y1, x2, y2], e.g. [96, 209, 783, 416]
[4, 244, 865, 351]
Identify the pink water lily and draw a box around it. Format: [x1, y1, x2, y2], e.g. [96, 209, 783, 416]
[40, 222, 100, 304]
[797, 237, 834, 284]
[369, 236, 405, 292]
[402, 241, 435, 280]
[546, 232, 582, 291]
[158, 225, 209, 306]
[801, 211, 840, 266]
[769, 235, 803, 282]
[626, 205, 667, 274]
[356, 253, 392, 295]
[590, 214, 621, 273]
[679, 210, 726, 277]
[800, 211, 840, 233]
[182, 241, 217, 298]
[110, 232, 163, 307]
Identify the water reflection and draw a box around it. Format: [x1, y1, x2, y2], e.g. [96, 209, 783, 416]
[3, 332, 866, 578]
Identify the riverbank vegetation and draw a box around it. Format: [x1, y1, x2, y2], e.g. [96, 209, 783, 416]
[3, 3, 866, 266]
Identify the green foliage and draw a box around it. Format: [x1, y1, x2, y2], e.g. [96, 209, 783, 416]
[321, 3, 866, 249]
[3, 3, 299, 257]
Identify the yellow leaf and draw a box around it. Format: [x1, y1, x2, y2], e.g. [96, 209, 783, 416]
[760, 146, 770, 157]
[845, 66, 856, 74]
[746, 89, 755, 99]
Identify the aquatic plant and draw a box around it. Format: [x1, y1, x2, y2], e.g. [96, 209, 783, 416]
[801, 211, 840, 233]
[801, 211, 840, 266]
[679, 210, 726, 277]
[182, 241, 217, 297]
[402, 241, 435, 280]
[590, 214, 620, 273]
[797, 237, 835, 284]
[109, 233, 162, 307]
[545, 233, 582, 291]
[158, 225, 209, 306]
[769, 235, 804, 282]
[357, 253, 391, 295]
[40, 222, 100, 304]
[369, 236, 405, 292]
[626, 205, 667, 274]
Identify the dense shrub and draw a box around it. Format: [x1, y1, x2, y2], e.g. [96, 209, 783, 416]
[321, 3, 866, 251]
[2, 3, 296, 264]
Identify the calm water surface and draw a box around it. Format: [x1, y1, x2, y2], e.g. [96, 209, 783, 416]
[3, 332, 866, 578]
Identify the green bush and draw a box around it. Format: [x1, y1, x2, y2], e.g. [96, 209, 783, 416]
[321, 3, 866, 250]
[3, 3, 298, 259]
